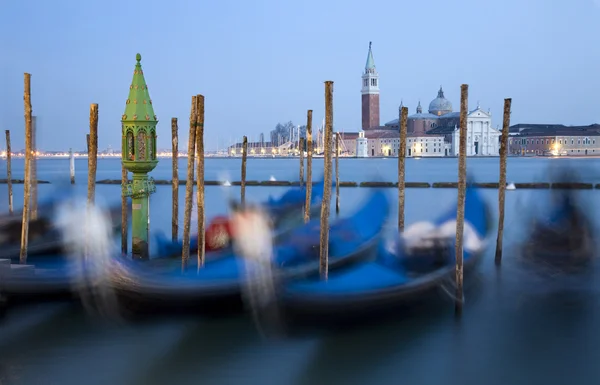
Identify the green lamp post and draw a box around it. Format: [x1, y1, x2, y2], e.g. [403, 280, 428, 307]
[121, 53, 158, 260]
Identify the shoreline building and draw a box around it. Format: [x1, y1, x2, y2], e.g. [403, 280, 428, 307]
[508, 124, 600, 156]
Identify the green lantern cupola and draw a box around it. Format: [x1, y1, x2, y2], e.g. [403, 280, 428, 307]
[121, 53, 158, 172]
[121, 53, 158, 260]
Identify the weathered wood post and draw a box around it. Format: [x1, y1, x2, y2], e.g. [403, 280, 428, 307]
[86, 134, 90, 153]
[121, 165, 128, 256]
[195, 95, 206, 269]
[320, 81, 334, 280]
[31, 116, 38, 220]
[120, 54, 159, 261]
[5, 130, 13, 215]
[455, 84, 469, 315]
[69, 148, 75, 184]
[241, 136, 247, 206]
[304, 110, 313, 223]
[398, 106, 408, 231]
[299, 137, 304, 187]
[171, 117, 179, 242]
[87, 104, 99, 206]
[181, 95, 197, 270]
[335, 132, 340, 215]
[495, 98, 512, 265]
[20, 73, 33, 265]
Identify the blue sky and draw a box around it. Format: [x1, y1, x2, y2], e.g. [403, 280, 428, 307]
[1, 0, 600, 151]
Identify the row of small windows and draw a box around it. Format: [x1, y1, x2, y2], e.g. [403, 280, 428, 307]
[377, 138, 443, 144]
[363, 78, 378, 87]
[510, 138, 596, 145]
[522, 149, 596, 154]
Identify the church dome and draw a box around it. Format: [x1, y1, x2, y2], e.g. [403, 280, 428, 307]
[428, 86, 453, 116]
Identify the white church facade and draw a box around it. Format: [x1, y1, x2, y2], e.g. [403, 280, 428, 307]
[449, 107, 501, 156]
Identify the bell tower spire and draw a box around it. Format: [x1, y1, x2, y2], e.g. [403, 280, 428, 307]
[361, 41, 380, 130]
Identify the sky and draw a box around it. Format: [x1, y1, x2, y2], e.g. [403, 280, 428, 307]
[1, 0, 600, 152]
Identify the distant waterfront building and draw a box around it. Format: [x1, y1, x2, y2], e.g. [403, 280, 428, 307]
[508, 124, 600, 156]
[356, 131, 368, 157]
[383, 90, 501, 156]
[351, 42, 501, 157]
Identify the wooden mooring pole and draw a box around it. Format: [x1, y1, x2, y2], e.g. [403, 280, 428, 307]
[181, 95, 197, 271]
[20, 73, 33, 265]
[5, 130, 13, 215]
[241, 136, 247, 206]
[69, 148, 75, 184]
[171, 117, 179, 242]
[304, 110, 313, 223]
[320, 81, 334, 280]
[87, 104, 98, 206]
[299, 137, 304, 187]
[398, 106, 408, 232]
[195, 95, 206, 269]
[335, 133, 340, 215]
[121, 164, 128, 256]
[31, 116, 38, 220]
[455, 84, 468, 315]
[495, 98, 512, 265]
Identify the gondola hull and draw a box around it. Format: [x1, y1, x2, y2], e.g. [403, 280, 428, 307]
[101, 189, 390, 317]
[277, 187, 493, 329]
[1, 182, 326, 301]
[0, 205, 124, 262]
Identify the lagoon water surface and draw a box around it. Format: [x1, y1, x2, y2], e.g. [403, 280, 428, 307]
[1, 157, 599, 385]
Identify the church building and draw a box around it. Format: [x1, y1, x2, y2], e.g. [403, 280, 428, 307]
[343, 42, 501, 157]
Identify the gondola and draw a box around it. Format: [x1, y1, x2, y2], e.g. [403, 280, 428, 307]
[0, 181, 326, 301]
[98, 188, 390, 317]
[154, 181, 326, 257]
[519, 186, 596, 275]
[275, 186, 493, 329]
[0, 190, 125, 262]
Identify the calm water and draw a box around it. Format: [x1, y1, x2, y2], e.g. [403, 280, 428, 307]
[1, 157, 600, 385]
[3, 155, 600, 184]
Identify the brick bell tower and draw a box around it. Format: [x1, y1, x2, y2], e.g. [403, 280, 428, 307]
[361, 41, 380, 130]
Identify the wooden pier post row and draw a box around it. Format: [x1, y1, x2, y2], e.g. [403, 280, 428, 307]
[20, 73, 33, 265]
[495, 98, 512, 265]
[181, 95, 197, 271]
[5, 130, 13, 215]
[195, 95, 206, 269]
[171, 117, 179, 242]
[320, 81, 334, 280]
[304, 110, 313, 223]
[455, 84, 468, 315]
[241, 135, 248, 206]
[398, 106, 408, 232]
